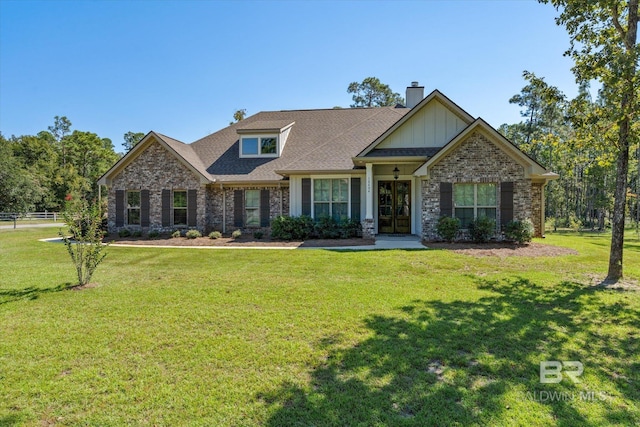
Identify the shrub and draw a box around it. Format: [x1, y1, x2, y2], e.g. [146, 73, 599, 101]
[314, 215, 341, 239]
[271, 215, 314, 240]
[185, 229, 202, 239]
[171, 230, 182, 238]
[469, 216, 496, 243]
[131, 230, 143, 238]
[437, 216, 460, 242]
[231, 229, 242, 239]
[208, 231, 222, 239]
[339, 217, 362, 238]
[118, 228, 131, 238]
[504, 219, 534, 244]
[148, 230, 160, 239]
[253, 231, 264, 239]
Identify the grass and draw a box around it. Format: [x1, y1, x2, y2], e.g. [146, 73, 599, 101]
[0, 227, 639, 426]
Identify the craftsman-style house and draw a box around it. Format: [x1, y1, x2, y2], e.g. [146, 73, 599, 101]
[98, 82, 558, 240]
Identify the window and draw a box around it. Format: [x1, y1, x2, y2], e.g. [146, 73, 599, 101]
[241, 136, 278, 157]
[261, 137, 277, 154]
[454, 183, 496, 228]
[314, 178, 348, 221]
[245, 190, 260, 227]
[173, 191, 187, 225]
[126, 191, 140, 225]
[242, 138, 259, 155]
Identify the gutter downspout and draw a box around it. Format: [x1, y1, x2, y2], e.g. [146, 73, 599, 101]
[279, 183, 283, 217]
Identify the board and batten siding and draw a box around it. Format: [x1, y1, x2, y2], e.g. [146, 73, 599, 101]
[377, 100, 467, 149]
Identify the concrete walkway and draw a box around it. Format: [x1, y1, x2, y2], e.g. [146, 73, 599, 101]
[39, 234, 427, 251]
[372, 234, 425, 249]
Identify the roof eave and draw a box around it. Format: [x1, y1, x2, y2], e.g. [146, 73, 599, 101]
[352, 156, 428, 166]
[275, 169, 365, 177]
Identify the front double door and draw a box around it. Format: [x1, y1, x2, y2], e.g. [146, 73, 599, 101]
[378, 181, 411, 234]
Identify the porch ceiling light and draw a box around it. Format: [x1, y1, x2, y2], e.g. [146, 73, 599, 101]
[393, 166, 400, 180]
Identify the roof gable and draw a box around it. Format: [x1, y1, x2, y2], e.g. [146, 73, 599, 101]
[413, 118, 559, 180]
[97, 131, 210, 186]
[356, 90, 475, 158]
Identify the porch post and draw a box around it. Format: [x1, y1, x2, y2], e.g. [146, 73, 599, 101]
[365, 163, 373, 220]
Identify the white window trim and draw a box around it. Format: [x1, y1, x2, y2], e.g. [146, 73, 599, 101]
[311, 176, 351, 220]
[240, 135, 280, 158]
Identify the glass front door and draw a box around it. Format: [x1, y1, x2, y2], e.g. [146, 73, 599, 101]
[378, 181, 411, 234]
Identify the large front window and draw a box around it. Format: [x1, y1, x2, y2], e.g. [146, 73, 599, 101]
[126, 191, 140, 225]
[314, 178, 348, 221]
[245, 190, 260, 227]
[173, 191, 187, 226]
[454, 183, 496, 228]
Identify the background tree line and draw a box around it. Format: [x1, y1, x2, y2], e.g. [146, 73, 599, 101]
[0, 117, 143, 213]
[499, 71, 639, 233]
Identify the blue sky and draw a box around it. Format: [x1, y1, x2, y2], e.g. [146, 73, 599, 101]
[1, 0, 577, 153]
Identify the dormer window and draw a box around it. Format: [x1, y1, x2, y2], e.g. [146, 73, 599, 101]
[240, 136, 279, 157]
[237, 120, 295, 159]
[261, 137, 277, 154]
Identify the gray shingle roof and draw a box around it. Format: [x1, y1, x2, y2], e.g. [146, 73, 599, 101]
[190, 107, 410, 182]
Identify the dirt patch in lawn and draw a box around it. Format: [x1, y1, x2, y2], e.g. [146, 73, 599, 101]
[424, 241, 578, 258]
[103, 234, 374, 248]
[587, 274, 640, 291]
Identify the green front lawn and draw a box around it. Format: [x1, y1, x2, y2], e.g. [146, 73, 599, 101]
[0, 228, 638, 426]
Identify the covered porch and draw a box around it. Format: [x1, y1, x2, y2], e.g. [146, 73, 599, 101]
[360, 160, 426, 239]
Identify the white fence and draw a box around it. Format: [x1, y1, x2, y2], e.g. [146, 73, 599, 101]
[0, 212, 60, 228]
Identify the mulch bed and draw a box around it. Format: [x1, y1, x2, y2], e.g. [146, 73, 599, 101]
[424, 241, 578, 257]
[103, 234, 374, 248]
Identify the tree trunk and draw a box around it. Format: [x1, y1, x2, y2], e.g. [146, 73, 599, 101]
[606, 0, 637, 282]
[607, 132, 629, 281]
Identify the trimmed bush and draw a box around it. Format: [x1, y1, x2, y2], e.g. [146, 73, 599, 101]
[504, 219, 534, 244]
[437, 216, 460, 242]
[185, 229, 201, 239]
[231, 229, 242, 239]
[131, 230, 143, 238]
[148, 230, 160, 239]
[208, 231, 222, 239]
[469, 216, 496, 243]
[314, 215, 341, 239]
[339, 217, 362, 238]
[271, 215, 314, 240]
[118, 228, 131, 238]
[171, 230, 182, 238]
[253, 231, 264, 239]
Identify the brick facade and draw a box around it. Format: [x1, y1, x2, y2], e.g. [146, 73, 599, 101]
[108, 140, 206, 233]
[421, 131, 537, 240]
[108, 139, 290, 235]
[107, 132, 548, 240]
[531, 182, 544, 237]
[214, 186, 289, 234]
